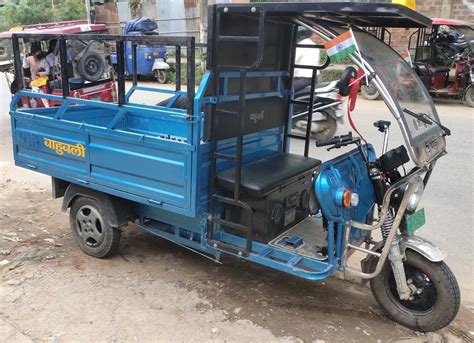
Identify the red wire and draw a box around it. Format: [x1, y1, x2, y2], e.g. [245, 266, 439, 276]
[346, 71, 367, 144]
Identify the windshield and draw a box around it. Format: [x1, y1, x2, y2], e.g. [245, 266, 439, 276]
[352, 30, 443, 146]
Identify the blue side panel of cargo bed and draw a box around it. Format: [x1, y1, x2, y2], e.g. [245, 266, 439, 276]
[11, 102, 195, 217]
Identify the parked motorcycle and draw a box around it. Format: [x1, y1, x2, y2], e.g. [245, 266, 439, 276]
[292, 79, 343, 140]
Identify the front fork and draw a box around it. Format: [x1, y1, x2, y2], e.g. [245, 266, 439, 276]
[371, 122, 413, 300]
[388, 234, 414, 300]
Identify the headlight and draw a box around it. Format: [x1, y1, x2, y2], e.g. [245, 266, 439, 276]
[406, 176, 424, 211]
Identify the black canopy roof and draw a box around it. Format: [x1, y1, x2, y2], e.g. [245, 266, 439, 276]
[212, 2, 431, 28]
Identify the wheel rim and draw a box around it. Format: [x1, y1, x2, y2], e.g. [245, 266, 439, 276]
[387, 264, 437, 313]
[157, 70, 166, 83]
[85, 58, 99, 76]
[75, 205, 105, 247]
[365, 84, 378, 96]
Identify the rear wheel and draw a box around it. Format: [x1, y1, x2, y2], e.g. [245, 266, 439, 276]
[370, 250, 460, 332]
[464, 85, 474, 108]
[69, 196, 121, 258]
[361, 83, 381, 100]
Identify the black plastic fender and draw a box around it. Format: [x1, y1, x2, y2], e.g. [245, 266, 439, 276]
[62, 183, 135, 228]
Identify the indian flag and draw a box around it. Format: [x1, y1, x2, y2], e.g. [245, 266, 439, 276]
[324, 31, 357, 63]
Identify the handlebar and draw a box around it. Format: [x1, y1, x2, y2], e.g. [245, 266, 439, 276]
[315, 132, 354, 147]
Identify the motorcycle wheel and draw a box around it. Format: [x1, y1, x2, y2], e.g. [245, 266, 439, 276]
[361, 84, 381, 100]
[464, 85, 474, 108]
[370, 250, 460, 332]
[294, 114, 337, 141]
[155, 70, 167, 84]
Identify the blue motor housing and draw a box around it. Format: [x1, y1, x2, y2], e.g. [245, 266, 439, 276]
[315, 145, 376, 244]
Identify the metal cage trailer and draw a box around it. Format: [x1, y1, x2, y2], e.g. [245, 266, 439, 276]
[9, 3, 460, 332]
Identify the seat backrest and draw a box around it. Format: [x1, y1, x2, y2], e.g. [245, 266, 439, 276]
[203, 8, 293, 142]
[203, 96, 288, 141]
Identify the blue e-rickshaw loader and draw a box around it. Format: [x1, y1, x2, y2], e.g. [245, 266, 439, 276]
[9, 3, 459, 332]
[110, 17, 169, 83]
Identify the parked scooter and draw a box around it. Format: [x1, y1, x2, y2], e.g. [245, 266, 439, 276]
[292, 79, 343, 140]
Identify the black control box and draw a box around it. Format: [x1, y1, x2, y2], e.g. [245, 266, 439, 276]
[224, 173, 313, 242]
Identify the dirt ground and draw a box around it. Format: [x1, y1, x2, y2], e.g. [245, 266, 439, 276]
[0, 178, 473, 342]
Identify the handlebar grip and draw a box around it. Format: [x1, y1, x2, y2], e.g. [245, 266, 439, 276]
[315, 132, 353, 147]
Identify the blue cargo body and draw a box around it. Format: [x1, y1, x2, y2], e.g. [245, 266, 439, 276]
[8, 29, 372, 283]
[10, 80, 282, 220]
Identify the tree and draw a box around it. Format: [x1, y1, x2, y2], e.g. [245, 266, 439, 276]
[0, 0, 86, 32]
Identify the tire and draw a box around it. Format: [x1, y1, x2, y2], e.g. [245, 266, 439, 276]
[361, 84, 381, 100]
[464, 85, 474, 108]
[295, 114, 338, 141]
[77, 51, 106, 82]
[370, 250, 460, 332]
[155, 70, 167, 84]
[69, 196, 121, 258]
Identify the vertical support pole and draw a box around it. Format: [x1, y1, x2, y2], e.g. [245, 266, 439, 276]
[59, 38, 69, 98]
[186, 37, 195, 117]
[132, 42, 138, 86]
[234, 70, 246, 200]
[283, 24, 297, 153]
[116, 39, 126, 105]
[304, 67, 317, 157]
[12, 35, 23, 91]
[207, 11, 221, 243]
[175, 45, 181, 91]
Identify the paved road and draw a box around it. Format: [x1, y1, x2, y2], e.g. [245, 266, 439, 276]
[0, 75, 473, 341]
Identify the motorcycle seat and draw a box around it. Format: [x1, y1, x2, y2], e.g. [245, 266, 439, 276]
[294, 81, 338, 97]
[217, 152, 322, 197]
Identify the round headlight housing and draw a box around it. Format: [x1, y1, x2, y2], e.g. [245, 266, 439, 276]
[406, 176, 424, 212]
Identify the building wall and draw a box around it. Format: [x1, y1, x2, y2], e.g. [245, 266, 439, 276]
[93, 0, 203, 39]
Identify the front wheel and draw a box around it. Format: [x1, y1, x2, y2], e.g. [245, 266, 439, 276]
[154, 70, 167, 84]
[370, 250, 460, 332]
[464, 85, 474, 108]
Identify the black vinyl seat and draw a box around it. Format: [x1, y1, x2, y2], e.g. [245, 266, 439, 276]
[217, 153, 322, 197]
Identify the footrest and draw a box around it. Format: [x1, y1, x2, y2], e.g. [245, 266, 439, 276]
[278, 235, 304, 248]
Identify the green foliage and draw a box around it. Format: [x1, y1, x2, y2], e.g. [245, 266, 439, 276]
[0, 0, 86, 32]
[319, 69, 344, 82]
